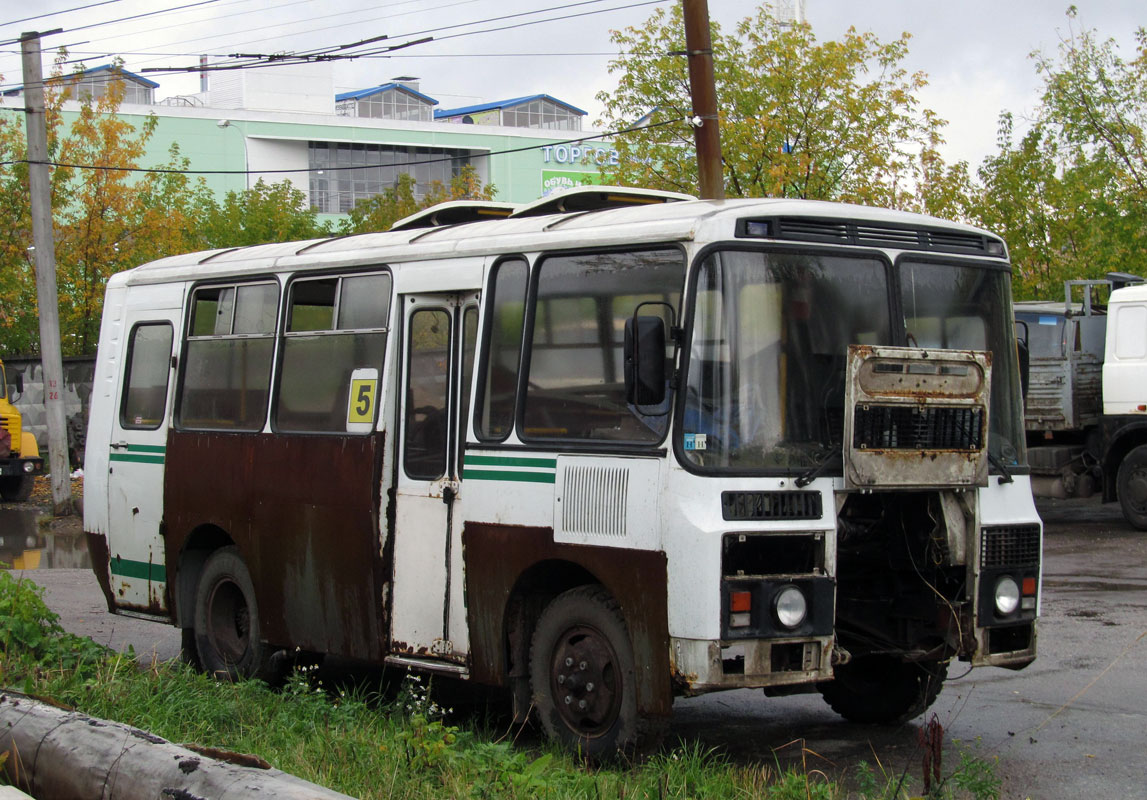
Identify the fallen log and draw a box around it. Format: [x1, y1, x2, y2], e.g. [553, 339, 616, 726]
[0, 692, 354, 799]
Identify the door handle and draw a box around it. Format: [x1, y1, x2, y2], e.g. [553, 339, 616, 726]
[110, 441, 129, 450]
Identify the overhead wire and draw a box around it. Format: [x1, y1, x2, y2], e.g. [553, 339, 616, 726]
[0, 114, 686, 176]
[0, 0, 127, 30]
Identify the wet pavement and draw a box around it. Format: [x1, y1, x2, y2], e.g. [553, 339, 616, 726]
[10, 496, 1147, 798]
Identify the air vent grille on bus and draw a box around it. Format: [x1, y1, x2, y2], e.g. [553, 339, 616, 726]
[852, 405, 984, 451]
[560, 464, 629, 537]
[739, 217, 1005, 258]
[721, 491, 822, 521]
[980, 525, 1041, 569]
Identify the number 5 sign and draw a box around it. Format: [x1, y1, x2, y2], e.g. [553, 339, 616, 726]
[346, 368, 379, 433]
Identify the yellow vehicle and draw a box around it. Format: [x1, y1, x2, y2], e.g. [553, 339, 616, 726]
[0, 358, 44, 502]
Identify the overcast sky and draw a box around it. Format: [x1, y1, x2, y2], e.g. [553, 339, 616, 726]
[0, 0, 1141, 168]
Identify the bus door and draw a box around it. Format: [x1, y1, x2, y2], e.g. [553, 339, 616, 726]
[391, 292, 479, 666]
[107, 303, 180, 614]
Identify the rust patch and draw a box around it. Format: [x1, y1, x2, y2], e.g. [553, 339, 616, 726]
[84, 532, 116, 613]
[463, 523, 672, 718]
[163, 430, 389, 662]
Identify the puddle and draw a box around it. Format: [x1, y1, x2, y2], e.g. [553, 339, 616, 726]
[0, 508, 92, 570]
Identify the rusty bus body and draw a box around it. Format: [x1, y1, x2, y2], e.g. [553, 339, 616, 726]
[85, 189, 1040, 756]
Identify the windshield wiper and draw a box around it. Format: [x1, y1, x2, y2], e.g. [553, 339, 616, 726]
[795, 450, 840, 488]
[988, 451, 1014, 484]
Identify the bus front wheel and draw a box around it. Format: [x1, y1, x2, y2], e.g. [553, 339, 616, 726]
[818, 656, 948, 724]
[193, 547, 272, 681]
[529, 585, 641, 759]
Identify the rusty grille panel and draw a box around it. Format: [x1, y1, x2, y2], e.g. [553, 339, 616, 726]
[561, 464, 629, 537]
[852, 405, 984, 451]
[980, 525, 1041, 569]
[722, 491, 822, 521]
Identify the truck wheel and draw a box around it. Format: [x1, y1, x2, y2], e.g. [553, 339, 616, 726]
[193, 547, 273, 681]
[0, 474, 34, 502]
[818, 656, 948, 724]
[1116, 445, 1147, 530]
[529, 585, 652, 759]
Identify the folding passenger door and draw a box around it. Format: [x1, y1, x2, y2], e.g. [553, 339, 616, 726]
[390, 292, 479, 669]
[106, 289, 183, 614]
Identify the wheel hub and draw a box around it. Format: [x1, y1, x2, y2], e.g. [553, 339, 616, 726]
[207, 579, 250, 664]
[550, 624, 619, 737]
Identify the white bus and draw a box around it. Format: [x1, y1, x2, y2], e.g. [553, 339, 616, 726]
[85, 187, 1041, 756]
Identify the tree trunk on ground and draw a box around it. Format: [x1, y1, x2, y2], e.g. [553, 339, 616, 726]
[0, 692, 354, 799]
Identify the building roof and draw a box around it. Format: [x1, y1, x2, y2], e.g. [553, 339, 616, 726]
[3, 63, 159, 95]
[335, 83, 438, 105]
[434, 94, 586, 120]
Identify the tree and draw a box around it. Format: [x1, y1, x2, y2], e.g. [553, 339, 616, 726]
[596, 4, 954, 208]
[339, 164, 495, 234]
[970, 11, 1147, 299]
[195, 178, 332, 249]
[0, 59, 208, 355]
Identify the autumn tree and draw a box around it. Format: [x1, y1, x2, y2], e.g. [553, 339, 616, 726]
[339, 164, 495, 234]
[596, 3, 956, 208]
[0, 59, 207, 355]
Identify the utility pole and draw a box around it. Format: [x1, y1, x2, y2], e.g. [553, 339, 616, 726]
[21, 30, 73, 515]
[682, 0, 724, 200]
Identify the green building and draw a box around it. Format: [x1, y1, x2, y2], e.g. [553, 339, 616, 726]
[10, 63, 618, 224]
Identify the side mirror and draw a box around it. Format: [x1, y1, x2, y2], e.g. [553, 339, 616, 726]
[14, 372, 23, 395]
[625, 315, 666, 407]
[1014, 320, 1030, 399]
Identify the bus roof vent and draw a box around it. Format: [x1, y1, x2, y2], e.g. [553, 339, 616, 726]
[389, 200, 521, 231]
[740, 217, 1007, 258]
[509, 185, 695, 218]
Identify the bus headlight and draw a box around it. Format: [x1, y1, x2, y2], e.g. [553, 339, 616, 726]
[23, 461, 35, 473]
[773, 585, 807, 629]
[994, 576, 1020, 616]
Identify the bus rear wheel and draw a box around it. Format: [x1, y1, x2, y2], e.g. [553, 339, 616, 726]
[529, 585, 643, 759]
[818, 656, 948, 724]
[193, 547, 273, 681]
[1116, 445, 1147, 530]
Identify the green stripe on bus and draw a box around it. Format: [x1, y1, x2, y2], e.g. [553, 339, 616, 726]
[125, 444, 166, 453]
[463, 455, 557, 469]
[110, 557, 167, 583]
[462, 468, 556, 484]
[110, 453, 165, 464]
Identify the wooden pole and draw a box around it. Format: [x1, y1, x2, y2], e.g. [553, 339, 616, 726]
[682, 0, 724, 200]
[20, 31, 73, 515]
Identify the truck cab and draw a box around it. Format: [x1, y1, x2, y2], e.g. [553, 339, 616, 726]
[0, 359, 44, 502]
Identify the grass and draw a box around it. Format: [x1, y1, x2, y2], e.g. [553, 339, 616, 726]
[0, 569, 1002, 799]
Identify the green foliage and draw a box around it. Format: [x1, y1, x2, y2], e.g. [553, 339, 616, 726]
[597, 3, 959, 210]
[971, 11, 1147, 299]
[0, 569, 107, 673]
[339, 164, 496, 234]
[194, 178, 333, 249]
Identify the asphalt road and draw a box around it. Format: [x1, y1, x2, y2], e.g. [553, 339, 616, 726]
[15, 496, 1147, 799]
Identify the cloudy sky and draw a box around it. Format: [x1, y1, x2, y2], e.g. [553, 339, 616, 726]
[0, 0, 1141, 168]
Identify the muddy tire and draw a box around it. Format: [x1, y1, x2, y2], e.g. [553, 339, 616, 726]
[193, 547, 274, 681]
[1116, 445, 1147, 530]
[0, 474, 34, 502]
[529, 585, 656, 759]
[819, 656, 948, 725]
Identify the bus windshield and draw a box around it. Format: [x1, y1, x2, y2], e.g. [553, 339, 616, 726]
[682, 249, 892, 470]
[681, 249, 1025, 472]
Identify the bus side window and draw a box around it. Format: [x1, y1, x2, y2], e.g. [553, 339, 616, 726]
[405, 309, 451, 479]
[121, 323, 174, 429]
[178, 282, 278, 431]
[476, 259, 527, 440]
[275, 271, 391, 434]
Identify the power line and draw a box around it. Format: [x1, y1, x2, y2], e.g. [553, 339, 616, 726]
[64, 0, 224, 35]
[0, 0, 126, 30]
[139, 0, 671, 74]
[0, 115, 685, 177]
